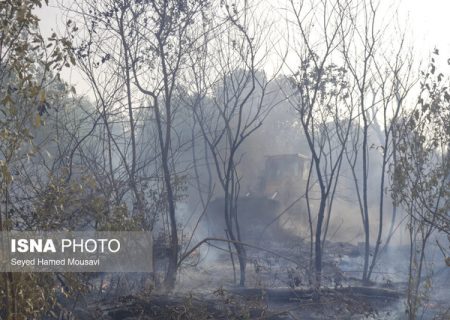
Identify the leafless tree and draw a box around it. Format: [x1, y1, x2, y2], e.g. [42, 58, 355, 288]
[392, 53, 450, 318]
[286, 0, 354, 294]
[187, 0, 280, 286]
[64, 0, 206, 290]
[122, 0, 209, 290]
[339, 0, 415, 282]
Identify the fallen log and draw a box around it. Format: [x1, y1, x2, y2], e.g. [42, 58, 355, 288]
[230, 286, 402, 302]
[85, 294, 289, 320]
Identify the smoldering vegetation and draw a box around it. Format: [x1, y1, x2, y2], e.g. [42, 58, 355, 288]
[0, 0, 449, 319]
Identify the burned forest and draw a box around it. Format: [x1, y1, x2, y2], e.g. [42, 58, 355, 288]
[0, 0, 449, 319]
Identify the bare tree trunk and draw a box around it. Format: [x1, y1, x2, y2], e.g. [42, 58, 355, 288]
[314, 197, 327, 294]
[225, 229, 237, 283]
[224, 185, 247, 286]
[367, 142, 388, 279]
[1, 188, 17, 320]
[153, 98, 178, 290]
[306, 158, 315, 284]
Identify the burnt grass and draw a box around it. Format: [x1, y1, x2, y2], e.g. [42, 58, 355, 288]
[66, 286, 402, 320]
[47, 239, 418, 320]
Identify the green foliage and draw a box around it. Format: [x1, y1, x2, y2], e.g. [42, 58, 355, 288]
[0, 1, 78, 318]
[392, 51, 450, 235]
[392, 51, 450, 319]
[0, 0, 75, 187]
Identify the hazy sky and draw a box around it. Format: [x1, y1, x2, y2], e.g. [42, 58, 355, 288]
[399, 0, 450, 53]
[36, 0, 450, 95]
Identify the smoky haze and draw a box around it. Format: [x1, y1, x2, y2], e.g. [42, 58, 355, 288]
[0, 0, 449, 319]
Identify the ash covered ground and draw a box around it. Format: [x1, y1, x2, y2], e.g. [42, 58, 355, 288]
[50, 237, 449, 320]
